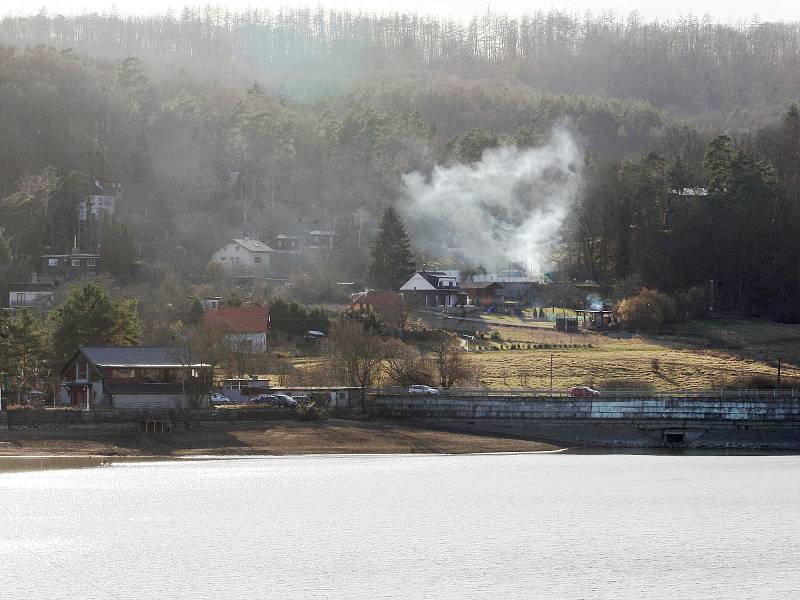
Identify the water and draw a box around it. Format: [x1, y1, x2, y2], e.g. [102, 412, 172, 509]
[1, 454, 799, 599]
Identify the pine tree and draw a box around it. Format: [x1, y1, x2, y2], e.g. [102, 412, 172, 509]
[369, 206, 415, 290]
[49, 281, 142, 366]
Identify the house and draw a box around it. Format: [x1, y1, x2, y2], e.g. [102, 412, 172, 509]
[204, 306, 270, 352]
[304, 230, 335, 249]
[7, 280, 56, 311]
[350, 290, 405, 324]
[399, 271, 467, 308]
[41, 247, 100, 284]
[79, 179, 121, 251]
[210, 238, 274, 274]
[271, 234, 303, 252]
[59, 346, 211, 410]
[461, 282, 504, 307]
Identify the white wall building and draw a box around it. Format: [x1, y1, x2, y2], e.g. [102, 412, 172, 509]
[210, 238, 274, 274]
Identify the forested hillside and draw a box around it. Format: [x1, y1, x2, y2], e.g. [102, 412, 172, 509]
[1, 8, 800, 323]
[3, 9, 800, 124]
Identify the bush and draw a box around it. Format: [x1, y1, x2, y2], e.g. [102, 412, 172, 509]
[615, 288, 677, 330]
[597, 378, 655, 392]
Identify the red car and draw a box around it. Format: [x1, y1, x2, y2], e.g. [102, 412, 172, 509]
[569, 386, 601, 398]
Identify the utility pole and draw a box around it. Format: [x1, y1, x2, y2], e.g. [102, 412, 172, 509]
[777, 358, 782, 390]
[709, 279, 715, 313]
[549, 354, 554, 397]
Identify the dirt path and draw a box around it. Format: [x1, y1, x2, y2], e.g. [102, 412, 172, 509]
[0, 419, 560, 456]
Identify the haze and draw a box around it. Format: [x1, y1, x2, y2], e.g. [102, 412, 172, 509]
[6, 0, 799, 22]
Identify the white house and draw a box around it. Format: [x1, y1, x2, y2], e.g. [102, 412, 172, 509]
[210, 238, 274, 274]
[7, 280, 55, 311]
[399, 271, 466, 308]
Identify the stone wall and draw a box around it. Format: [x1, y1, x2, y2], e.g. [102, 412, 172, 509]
[374, 395, 800, 422]
[372, 395, 800, 449]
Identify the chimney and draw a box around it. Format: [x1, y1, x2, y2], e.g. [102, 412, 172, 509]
[72, 235, 79, 254]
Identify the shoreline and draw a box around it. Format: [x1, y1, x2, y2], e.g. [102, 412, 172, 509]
[0, 418, 561, 458]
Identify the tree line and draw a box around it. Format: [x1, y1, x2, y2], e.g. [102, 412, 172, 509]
[3, 9, 800, 120]
[563, 105, 800, 321]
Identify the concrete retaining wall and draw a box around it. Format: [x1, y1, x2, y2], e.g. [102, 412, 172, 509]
[373, 395, 800, 449]
[374, 395, 800, 421]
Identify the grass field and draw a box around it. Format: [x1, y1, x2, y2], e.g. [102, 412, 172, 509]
[268, 316, 800, 393]
[461, 317, 800, 391]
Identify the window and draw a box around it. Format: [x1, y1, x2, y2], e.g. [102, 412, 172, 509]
[234, 256, 239, 262]
[16, 293, 25, 305]
[48, 258, 58, 267]
[253, 256, 261, 264]
[87, 259, 96, 267]
[71, 259, 80, 267]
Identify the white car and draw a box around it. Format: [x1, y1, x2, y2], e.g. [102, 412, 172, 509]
[209, 392, 233, 406]
[408, 385, 440, 395]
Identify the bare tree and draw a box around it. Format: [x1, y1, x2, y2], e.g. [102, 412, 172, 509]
[170, 322, 229, 408]
[383, 338, 435, 386]
[327, 319, 387, 412]
[433, 333, 476, 388]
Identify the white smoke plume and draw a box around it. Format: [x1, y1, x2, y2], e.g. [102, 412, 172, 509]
[400, 127, 583, 277]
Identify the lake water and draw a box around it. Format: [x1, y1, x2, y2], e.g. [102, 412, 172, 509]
[1, 453, 799, 599]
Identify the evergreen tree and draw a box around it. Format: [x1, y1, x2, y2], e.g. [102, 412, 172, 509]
[369, 206, 415, 290]
[49, 281, 142, 366]
[0, 310, 45, 396]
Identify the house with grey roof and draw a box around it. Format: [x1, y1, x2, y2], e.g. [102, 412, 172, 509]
[59, 346, 211, 410]
[210, 238, 274, 274]
[399, 271, 467, 308]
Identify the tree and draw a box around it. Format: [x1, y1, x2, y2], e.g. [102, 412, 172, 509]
[368, 206, 415, 290]
[0, 237, 10, 266]
[327, 319, 387, 412]
[614, 288, 677, 331]
[452, 128, 498, 163]
[99, 214, 137, 278]
[433, 333, 475, 388]
[49, 281, 142, 366]
[0, 309, 46, 402]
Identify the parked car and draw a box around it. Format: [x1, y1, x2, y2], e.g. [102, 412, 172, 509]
[408, 385, 440, 395]
[569, 386, 601, 398]
[303, 330, 326, 342]
[253, 393, 297, 407]
[209, 392, 233, 407]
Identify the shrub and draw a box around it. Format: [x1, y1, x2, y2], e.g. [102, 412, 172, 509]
[651, 357, 661, 373]
[615, 288, 677, 330]
[598, 378, 655, 392]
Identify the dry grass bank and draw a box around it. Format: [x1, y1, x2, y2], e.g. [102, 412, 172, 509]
[0, 419, 559, 456]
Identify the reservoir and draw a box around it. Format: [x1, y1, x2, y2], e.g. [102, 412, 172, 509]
[1, 454, 799, 599]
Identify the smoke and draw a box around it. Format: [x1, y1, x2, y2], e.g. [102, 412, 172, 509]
[586, 294, 604, 310]
[400, 126, 583, 276]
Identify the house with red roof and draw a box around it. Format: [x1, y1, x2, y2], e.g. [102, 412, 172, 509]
[351, 289, 407, 328]
[204, 306, 270, 352]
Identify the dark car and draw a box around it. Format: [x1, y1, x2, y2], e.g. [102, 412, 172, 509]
[253, 393, 297, 408]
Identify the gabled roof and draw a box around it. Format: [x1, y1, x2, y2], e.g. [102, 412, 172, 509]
[64, 346, 204, 372]
[204, 306, 269, 333]
[231, 238, 274, 252]
[351, 290, 403, 309]
[7, 282, 56, 292]
[461, 282, 504, 290]
[418, 271, 458, 289]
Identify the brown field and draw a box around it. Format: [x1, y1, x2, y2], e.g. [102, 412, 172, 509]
[267, 316, 800, 393]
[0, 420, 559, 456]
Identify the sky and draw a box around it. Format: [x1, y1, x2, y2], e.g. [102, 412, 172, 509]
[2, 1, 799, 23]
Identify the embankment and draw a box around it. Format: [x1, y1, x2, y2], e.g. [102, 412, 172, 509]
[372, 395, 800, 449]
